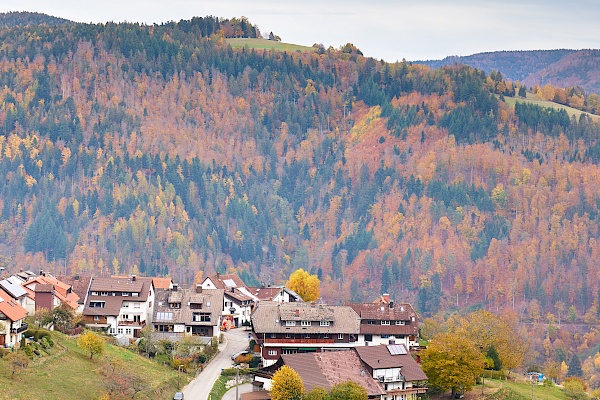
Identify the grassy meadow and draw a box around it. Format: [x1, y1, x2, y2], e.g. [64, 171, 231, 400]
[0, 331, 181, 400]
[503, 94, 600, 122]
[225, 38, 314, 53]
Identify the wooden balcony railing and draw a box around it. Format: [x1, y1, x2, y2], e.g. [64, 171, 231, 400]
[264, 338, 335, 344]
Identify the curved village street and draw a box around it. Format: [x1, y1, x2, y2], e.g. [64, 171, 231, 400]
[183, 328, 250, 400]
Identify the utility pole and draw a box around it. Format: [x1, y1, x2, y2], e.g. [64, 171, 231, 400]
[236, 366, 239, 400]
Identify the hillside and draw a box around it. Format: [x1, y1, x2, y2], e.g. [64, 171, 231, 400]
[0, 12, 74, 27]
[0, 331, 179, 400]
[0, 14, 600, 327]
[416, 49, 600, 95]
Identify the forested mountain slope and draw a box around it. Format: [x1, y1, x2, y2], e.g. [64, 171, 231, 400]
[417, 49, 600, 95]
[1, 15, 600, 319]
[0, 11, 74, 27]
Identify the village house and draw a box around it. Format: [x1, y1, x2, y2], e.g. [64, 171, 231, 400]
[0, 288, 28, 348]
[248, 285, 303, 303]
[253, 344, 427, 400]
[153, 284, 224, 338]
[21, 273, 80, 314]
[250, 302, 361, 367]
[82, 275, 155, 339]
[355, 344, 428, 400]
[200, 273, 258, 327]
[346, 294, 420, 349]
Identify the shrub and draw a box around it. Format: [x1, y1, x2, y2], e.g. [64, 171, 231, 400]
[22, 345, 34, 358]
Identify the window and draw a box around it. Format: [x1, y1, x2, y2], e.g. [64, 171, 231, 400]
[89, 301, 105, 308]
[193, 313, 211, 322]
[365, 334, 373, 342]
[134, 303, 140, 309]
[122, 292, 129, 297]
[367, 320, 376, 325]
[268, 350, 277, 356]
[320, 321, 330, 326]
[101, 291, 109, 296]
[93, 316, 100, 321]
[285, 333, 292, 339]
[117, 328, 123, 334]
[125, 328, 132, 335]
[338, 333, 344, 340]
[282, 349, 297, 355]
[270, 333, 277, 339]
[170, 302, 181, 309]
[301, 321, 311, 326]
[304, 334, 311, 339]
[91, 291, 98, 296]
[122, 314, 129, 320]
[285, 321, 296, 326]
[381, 334, 390, 338]
[395, 320, 405, 325]
[381, 320, 391, 325]
[132, 292, 139, 297]
[156, 312, 173, 320]
[109, 328, 115, 334]
[122, 303, 129, 308]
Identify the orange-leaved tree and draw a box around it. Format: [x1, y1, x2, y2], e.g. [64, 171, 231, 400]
[286, 268, 320, 302]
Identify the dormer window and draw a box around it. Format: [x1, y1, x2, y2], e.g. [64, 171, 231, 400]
[320, 321, 330, 326]
[381, 321, 391, 325]
[301, 321, 311, 326]
[395, 320, 405, 325]
[101, 291, 109, 296]
[285, 320, 296, 326]
[170, 302, 181, 309]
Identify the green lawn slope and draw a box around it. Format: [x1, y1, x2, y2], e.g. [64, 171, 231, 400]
[0, 331, 181, 400]
[503, 94, 600, 122]
[226, 38, 314, 53]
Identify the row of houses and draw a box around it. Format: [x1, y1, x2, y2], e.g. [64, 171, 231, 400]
[0, 270, 304, 346]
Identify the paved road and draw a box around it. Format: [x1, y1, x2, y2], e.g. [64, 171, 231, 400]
[222, 383, 253, 400]
[183, 328, 250, 400]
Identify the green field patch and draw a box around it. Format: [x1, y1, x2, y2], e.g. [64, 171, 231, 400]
[503, 95, 600, 122]
[226, 38, 314, 53]
[0, 331, 180, 400]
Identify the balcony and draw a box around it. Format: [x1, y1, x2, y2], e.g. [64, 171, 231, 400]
[11, 322, 28, 334]
[265, 338, 335, 344]
[117, 320, 146, 327]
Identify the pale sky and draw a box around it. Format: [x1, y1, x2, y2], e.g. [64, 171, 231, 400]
[1, 0, 599, 62]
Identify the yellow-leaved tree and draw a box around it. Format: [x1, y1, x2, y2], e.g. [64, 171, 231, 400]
[421, 332, 485, 397]
[270, 365, 304, 400]
[77, 330, 105, 359]
[286, 268, 320, 302]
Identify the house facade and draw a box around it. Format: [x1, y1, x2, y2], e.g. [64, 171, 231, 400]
[355, 344, 428, 400]
[0, 288, 28, 348]
[250, 302, 361, 367]
[346, 296, 419, 349]
[82, 275, 155, 339]
[153, 284, 223, 337]
[21, 274, 80, 314]
[200, 273, 258, 327]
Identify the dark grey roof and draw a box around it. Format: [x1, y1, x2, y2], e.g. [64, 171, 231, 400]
[251, 302, 360, 334]
[354, 344, 428, 381]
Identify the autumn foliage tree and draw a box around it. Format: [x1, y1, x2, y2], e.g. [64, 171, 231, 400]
[77, 330, 105, 359]
[422, 332, 485, 396]
[270, 365, 304, 400]
[286, 269, 320, 302]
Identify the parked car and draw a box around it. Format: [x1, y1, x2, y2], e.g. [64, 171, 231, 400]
[231, 350, 249, 361]
[173, 392, 184, 400]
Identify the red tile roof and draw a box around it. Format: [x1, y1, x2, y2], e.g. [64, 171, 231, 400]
[0, 289, 28, 322]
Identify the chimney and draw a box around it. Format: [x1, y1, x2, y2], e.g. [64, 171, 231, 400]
[132, 275, 136, 281]
[231, 287, 235, 293]
[389, 301, 394, 309]
[196, 284, 203, 294]
[75, 274, 79, 280]
[295, 309, 300, 316]
[173, 284, 179, 292]
[389, 339, 395, 345]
